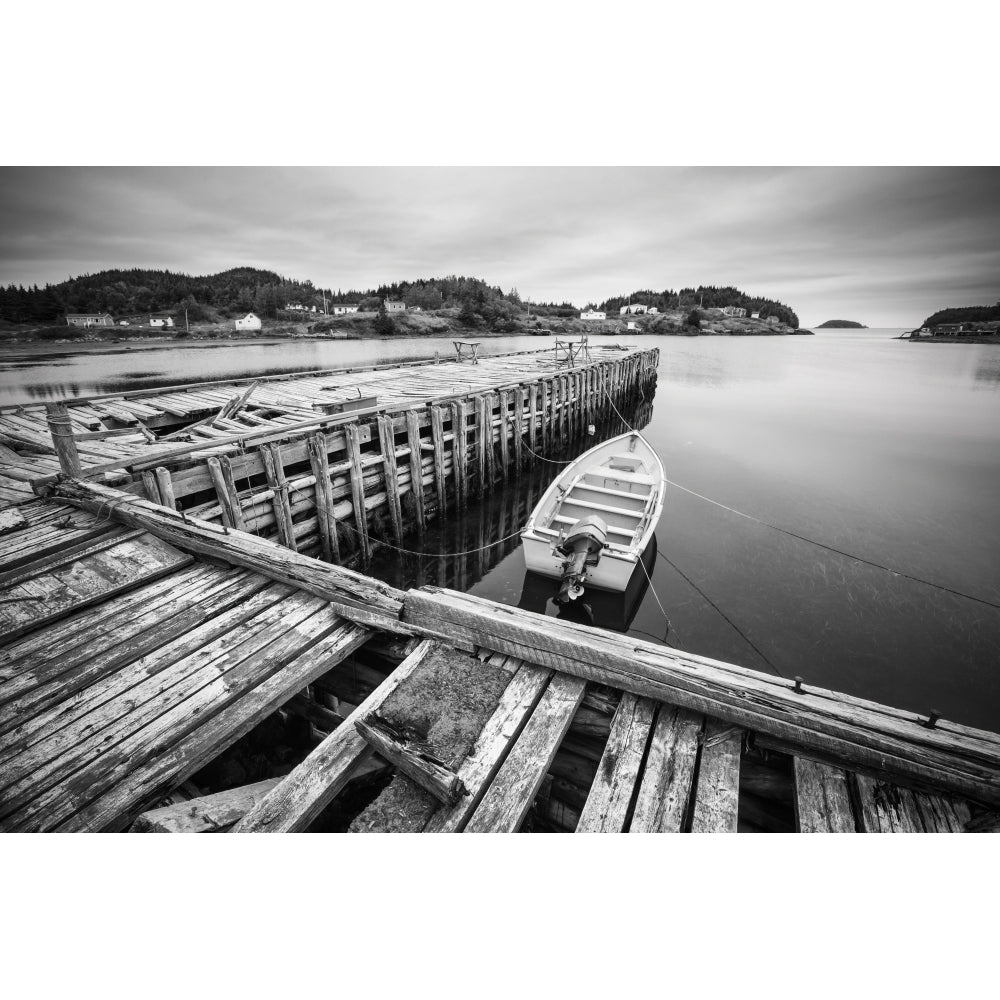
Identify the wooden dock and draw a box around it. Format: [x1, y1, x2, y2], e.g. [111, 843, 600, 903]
[2, 343, 998, 833]
[2, 482, 998, 833]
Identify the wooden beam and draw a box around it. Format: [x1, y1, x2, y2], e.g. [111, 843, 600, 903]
[430, 405, 447, 517]
[46, 479, 404, 629]
[401, 587, 1000, 807]
[131, 778, 281, 832]
[261, 443, 297, 552]
[44, 403, 82, 478]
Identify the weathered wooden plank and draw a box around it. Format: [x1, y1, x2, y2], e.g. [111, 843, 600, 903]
[423, 661, 552, 832]
[402, 588, 1000, 807]
[45, 402, 82, 477]
[464, 673, 587, 833]
[512, 387, 524, 472]
[56, 619, 371, 832]
[576, 692, 657, 833]
[793, 757, 856, 832]
[260, 443, 297, 551]
[690, 721, 742, 833]
[131, 778, 282, 832]
[47, 480, 404, 629]
[630, 705, 703, 832]
[497, 390, 510, 478]
[233, 638, 437, 832]
[912, 790, 973, 833]
[853, 774, 924, 832]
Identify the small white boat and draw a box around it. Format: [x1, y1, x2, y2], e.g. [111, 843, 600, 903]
[520, 431, 665, 599]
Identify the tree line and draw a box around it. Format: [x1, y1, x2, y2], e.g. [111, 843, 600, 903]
[594, 285, 800, 328]
[922, 302, 1000, 327]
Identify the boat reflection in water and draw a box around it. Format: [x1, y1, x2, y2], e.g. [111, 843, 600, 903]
[517, 534, 657, 634]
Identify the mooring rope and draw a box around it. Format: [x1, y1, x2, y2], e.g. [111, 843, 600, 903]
[601, 384, 1000, 612]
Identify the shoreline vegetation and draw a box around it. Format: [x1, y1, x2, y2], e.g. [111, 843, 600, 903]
[0, 307, 813, 347]
[0, 267, 809, 345]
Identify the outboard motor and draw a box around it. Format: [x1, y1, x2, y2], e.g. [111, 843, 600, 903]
[554, 514, 608, 603]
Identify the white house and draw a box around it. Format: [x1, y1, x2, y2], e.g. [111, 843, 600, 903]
[580, 310, 606, 321]
[235, 312, 263, 331]
[750, 310, 761, 320]
[626, 320, 640, 330]
[648, 307, 659, 315]
[619, 303, 648, 315]
[66, 313, 115, 327]
[332, 304, 359, 315]
[286, 303, 305, 311]
[385, 300, 406, 313]
[149, 316, 175, 328]
[721, 306, 747, 318]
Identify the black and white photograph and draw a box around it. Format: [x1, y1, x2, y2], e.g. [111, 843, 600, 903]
[2, 3, 996, 996]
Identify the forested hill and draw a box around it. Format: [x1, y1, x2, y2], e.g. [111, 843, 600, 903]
[817, 320, 867, 328]
[0, 268, 523, 324]
[596, 285, 800, 328]
[921, 302, 1000, 327]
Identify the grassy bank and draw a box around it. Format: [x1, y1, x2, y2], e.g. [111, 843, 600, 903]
[0, 306, 811, 345]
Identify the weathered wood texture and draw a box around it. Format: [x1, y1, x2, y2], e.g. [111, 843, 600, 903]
[691, 722, 742, 833]
[47, 480, 404, 629]
[630, 706, 703, 832]
[132, 778, 281, 832]
[464, 673, 587, 833]
[577, 692, 657, 833]
[234, 639, 438, 832]
[793, 757, 856, 832]
[402, 588, 1000, 807]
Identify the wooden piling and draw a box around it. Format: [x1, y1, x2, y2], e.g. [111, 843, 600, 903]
[154, 467, 176, 510]
[484, 394, 496, 487]
[474, 395, 487, 496]
[141, 470, 161, 505]
[307, 432, 340, 563]
[430, 405, 447, 517]
[404, 409, 426, 532]
[513, 387, 525, 473]
[345, 423, 371, 564]
[377, 415, 404, 543]
[45, 402, 82, 478]
[207, 457, 246, 531]
[261, 443, 297, 552]
[452, 400, 469, 510]
[527, 383, 539, 462]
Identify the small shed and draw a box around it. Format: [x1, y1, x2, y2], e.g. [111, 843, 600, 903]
[385, 300, 406, 313]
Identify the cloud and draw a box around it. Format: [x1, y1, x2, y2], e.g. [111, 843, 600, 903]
[0, 166, 997, 326]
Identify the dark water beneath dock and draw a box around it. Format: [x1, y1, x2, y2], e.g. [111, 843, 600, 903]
[3, 331, 999, 730]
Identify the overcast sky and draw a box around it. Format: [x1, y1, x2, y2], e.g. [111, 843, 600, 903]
[1, 166, 997, 327]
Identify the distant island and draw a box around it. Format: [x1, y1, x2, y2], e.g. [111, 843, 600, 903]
[817, 320, 867, 329]
[0, 269, 809, 343]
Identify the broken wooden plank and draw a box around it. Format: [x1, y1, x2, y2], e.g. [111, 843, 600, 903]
[131, 778, 281, 832]
[464, 673, 587, 833]
[853, 773, 924, 832]
[355, 713, 465, 805]
[793, 756, 856, 832]
[576, 692, 657, 833]
[690, 720, 742, 833]
[234, 639, 437, 832]
[630, 705, 703, 832]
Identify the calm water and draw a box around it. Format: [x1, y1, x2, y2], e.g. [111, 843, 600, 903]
[3, 331, 999, 730]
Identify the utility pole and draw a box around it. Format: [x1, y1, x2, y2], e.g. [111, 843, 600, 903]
[185, 308, 189, 333]
[322, 289, 328, 315]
